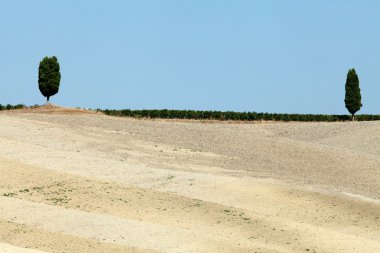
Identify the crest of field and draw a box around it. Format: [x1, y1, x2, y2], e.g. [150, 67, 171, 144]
[4, 104, 97, 115]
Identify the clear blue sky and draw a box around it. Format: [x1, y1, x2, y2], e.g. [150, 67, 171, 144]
[1, 1, 379, 114]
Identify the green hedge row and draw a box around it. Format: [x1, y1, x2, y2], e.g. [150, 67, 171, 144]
[0, 104, 25, 110]
[1, 104, 378, 122]
[100, 109, 380, 122]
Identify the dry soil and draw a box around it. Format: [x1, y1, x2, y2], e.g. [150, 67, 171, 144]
[0, 106, 379, 252]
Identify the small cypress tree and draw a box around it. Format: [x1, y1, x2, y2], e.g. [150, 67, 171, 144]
[38, 56, 61, 103]
[344, 68, 362, 121]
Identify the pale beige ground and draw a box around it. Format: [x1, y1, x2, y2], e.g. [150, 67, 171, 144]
[0, 106, 379, 252]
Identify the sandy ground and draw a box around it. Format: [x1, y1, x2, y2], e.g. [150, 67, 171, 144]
[0, 107, 379, 252]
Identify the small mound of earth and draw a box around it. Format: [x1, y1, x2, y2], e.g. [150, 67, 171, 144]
[6, 104, 97, 115]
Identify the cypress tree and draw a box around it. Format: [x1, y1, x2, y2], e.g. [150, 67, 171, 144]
[344, 68, 362, 121]
[38, 56, 61, 103]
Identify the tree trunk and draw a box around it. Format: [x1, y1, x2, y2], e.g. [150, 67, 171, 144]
[352, 114, 355, 121]
[46, 96, 50, 105]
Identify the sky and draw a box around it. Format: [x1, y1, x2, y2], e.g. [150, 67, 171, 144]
[0, 1, 379, 114]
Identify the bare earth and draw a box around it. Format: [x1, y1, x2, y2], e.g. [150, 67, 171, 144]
[0, 106, 379, 252]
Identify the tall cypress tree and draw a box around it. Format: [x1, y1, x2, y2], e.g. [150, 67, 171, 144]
[38, 56, 61, 103]
[344, 68, 362, 121]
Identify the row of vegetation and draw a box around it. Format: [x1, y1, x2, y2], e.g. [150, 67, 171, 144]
[1, 104, 379, 122]
[100, 109, 380, 122]
[0, 104, 25, 110]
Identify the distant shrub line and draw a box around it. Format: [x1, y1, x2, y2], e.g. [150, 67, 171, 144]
[0, 104, 25, 111]
[100, 109, 380, 122]
[1, 104, 379, 122]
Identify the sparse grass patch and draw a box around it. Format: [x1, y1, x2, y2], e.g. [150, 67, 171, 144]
[47, 197, 69, 204]
[166, 175, 175, 180]
[2, 192, 17, 197]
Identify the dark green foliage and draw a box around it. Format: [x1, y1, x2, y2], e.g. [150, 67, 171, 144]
[98, 109, 380, 122]
[0, 104, 25, 110]
[38, 56, 61, 102]
[345, 68, 362, 118]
